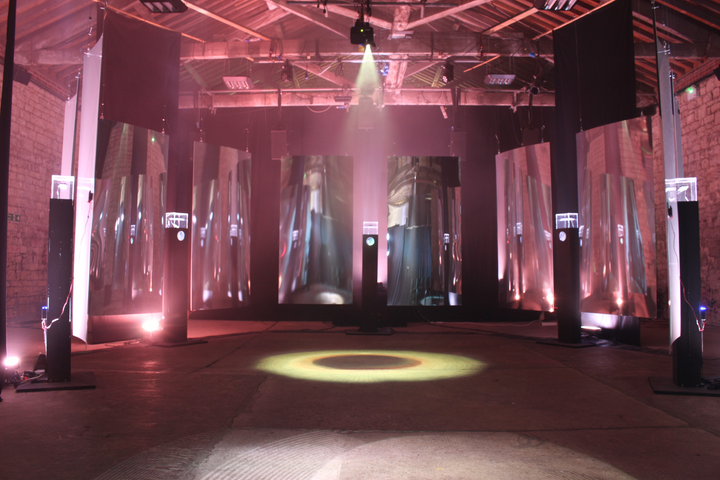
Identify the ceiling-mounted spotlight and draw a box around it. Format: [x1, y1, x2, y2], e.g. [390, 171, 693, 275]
[140, 0, 188, 13]
[534, 0, 577, 10]
[351, 19, 375, 47]
[281, 61, 293, 82]
[223, 76, 253, 90]
[484, 74, 516, 86]
[351, 0, 375, 47]
[441, 62, 454, 84]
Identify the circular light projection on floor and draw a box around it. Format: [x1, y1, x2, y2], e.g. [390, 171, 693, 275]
[256, 350, 484, 383]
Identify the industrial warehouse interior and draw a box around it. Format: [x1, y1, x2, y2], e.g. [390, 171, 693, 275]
[2, 0, 720, 478]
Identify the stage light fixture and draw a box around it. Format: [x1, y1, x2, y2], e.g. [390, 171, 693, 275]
[351, 19, 375, 48]
[281, 61, 293, 82]
[441, 62, 454, 83]
[534, 0, 577, 11]
[333, 95, 353, 103]
[484, 74, 515, 86]
[140, 0, 188, 13]
[222, 76, 253, 90]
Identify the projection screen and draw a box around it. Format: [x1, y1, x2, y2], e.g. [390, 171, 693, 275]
[191, 142, 251, 310]
[496, 143, 554, 311]
[387, 156, 461, 306]
[278, 155, 354, 304]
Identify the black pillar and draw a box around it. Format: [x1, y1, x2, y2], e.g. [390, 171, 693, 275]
[359, 234, 379, 332]
[673, 201, 703, 387]
[0, 0, 17, 398]
[162, 227, 189, 343]
[46, 199, 74, 382]
[554, 225, 580, 343]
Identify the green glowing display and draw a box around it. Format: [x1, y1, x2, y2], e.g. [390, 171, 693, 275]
[365, 236, 375, 247]
[256, 350, 484, 383]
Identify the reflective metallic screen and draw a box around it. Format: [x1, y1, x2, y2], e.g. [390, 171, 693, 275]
[191, 143, 251, 310]
[496, 144, 554, 311]
[387, 156, 461, 306]
[89, 121, 168, 315]
[279, 156, 353, 304]
[576, 118, 656, 317]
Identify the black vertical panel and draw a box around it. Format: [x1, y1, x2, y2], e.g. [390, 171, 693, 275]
[362, 235, 379, 312]
[162, 227, 189, 343]
[46, 199, 73, 382]
[674, 201, 703, 386]
[100, 10, 181, 135]
[552, 0, 636, 340]
[0, 0, 16, 397]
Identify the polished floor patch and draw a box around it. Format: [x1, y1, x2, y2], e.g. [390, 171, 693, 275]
[95, 430, 636, 480]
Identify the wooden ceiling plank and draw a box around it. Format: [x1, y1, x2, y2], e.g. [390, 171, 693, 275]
[655, 0, 720, 35]
[301, 62, 355, 87]
[406, 0, 494, 30]
[267, 0, 350, 39]
[483, 7, 538, 35]
[184, 1, 272, 40]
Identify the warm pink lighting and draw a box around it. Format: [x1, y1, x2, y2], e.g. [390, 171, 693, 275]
[616, 297, 623, 307]
[4, 356, 20, 367]
[142, 318, 162, 333]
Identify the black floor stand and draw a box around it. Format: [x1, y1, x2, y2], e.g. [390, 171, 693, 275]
[347, 233, 392, 336]
[152, 339, 208, 347]
[648, 377, 720, 397]
[17, 371, 96, 393]
[537, 338, 597, 348]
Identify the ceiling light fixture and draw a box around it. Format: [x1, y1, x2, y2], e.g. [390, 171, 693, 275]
[281, 61, 294, 82]
[441, 62, 454, 83]
[350, 0, 375, 47]
[484, 74, 515, 86]
[222, 76, 253, 90]
[140, 0, 188, 13]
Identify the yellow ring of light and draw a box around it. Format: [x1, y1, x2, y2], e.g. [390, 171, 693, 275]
[256, 350, 484, 383]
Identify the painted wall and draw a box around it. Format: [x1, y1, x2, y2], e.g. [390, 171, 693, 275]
[653, 72, 720, 325]
[1, 67, 66, 325]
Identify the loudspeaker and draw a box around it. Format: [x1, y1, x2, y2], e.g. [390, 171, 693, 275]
[162, 227, 189, 343]
[46, 199, 73, 382]
[673, 201, 703, 387]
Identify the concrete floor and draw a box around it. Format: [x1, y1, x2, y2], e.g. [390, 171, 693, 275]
[2, 319, 720, 479]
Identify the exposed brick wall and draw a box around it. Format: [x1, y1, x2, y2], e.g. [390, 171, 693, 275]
[653, 72, 720, 325]
[2, 68, 66, 325]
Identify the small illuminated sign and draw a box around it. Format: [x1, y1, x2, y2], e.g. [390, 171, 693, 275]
[365, 236, 376, 247]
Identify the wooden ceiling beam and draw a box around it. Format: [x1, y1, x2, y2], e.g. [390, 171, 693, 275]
[655, 0, 720, 36]
[267, 0, 350, 39]
[184, 1, 271, 41]
[406, 0, 494, 30]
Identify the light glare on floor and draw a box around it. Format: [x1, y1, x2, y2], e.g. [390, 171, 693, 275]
[256, 350, 484, 383]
